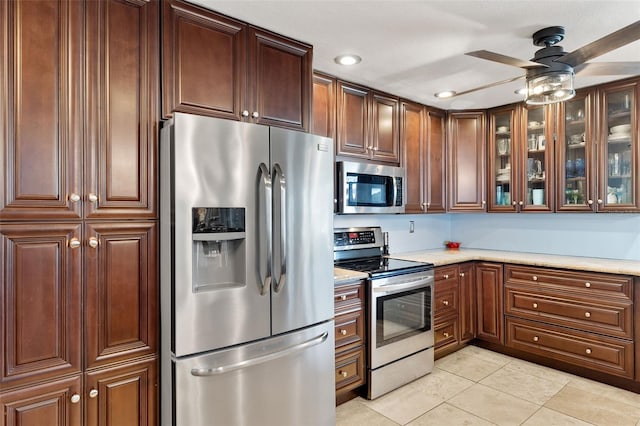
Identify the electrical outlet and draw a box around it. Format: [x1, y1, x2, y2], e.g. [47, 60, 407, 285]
[409, 221, 415, 233]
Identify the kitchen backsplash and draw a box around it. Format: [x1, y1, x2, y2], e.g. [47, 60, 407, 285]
[334, 213, 640, 261]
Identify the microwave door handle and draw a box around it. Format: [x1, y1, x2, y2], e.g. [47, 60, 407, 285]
[273, 163, 286, 293]
[258, 163, 272, 295]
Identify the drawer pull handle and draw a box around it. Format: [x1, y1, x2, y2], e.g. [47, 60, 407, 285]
[459, 272, 465, 278]
[584, 282, 591, 288]
[584, 312, 591, 318]
[339, 371, 348, 378]
[443, 332, 450, 338]
[340, 329, 347, 336]
[533, 336, 539, 342]
[442, 300, 449, 306]
[340, 295, 347, 301]
[532, 275, 538, 281]
[443, 274, 449, 279]
[532, 303, 538, 309]
[585, 348, 592, 355]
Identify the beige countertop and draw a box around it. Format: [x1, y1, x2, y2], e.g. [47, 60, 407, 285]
[333, 267, 368, 285]
[390, 248, 640, 277]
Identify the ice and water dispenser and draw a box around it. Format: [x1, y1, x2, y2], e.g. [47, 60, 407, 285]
[191, 207, 245, 292]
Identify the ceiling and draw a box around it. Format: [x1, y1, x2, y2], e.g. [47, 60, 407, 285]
[192, 0, 640, 110]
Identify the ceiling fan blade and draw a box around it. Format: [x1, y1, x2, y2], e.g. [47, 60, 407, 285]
[575, 62, 640, 76]
[557, 20, 640, 67]
[451, 75, 525, 98]
[466, 50, 545, 69]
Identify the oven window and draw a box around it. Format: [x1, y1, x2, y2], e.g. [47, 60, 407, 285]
[376, 286, 431, 348]
[346, 173, 393, 207]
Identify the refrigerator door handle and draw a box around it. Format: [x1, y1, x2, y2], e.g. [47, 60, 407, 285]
[273, 163, 287, 293]
[258, 163, 273, 295]
[190, 332, 329, 377]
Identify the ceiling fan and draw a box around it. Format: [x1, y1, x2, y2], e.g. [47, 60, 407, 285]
[450, 20, 640, 104]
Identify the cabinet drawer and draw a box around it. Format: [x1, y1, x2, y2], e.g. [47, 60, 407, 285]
[334, 310, 365, 350]
[334, 281, 365, 313]
[505, 286, 633, 339]
[435, 265, 459, 283]
[335, 347, 365, 392]
[505, 265, 632, 300]
[506, 317, 634, 379]
[434, 280, 459, 320]
[434, 319, 458, 349]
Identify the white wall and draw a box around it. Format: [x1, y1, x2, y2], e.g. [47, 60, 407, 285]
[334, 213, 640, 261]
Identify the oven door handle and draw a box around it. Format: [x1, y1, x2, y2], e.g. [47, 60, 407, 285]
[373, 277, 432, 294]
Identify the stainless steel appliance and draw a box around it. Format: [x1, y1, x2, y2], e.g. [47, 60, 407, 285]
[160, 113, 335, 425]
[337, 161, 405, 214]
[334, 227, 434, 399]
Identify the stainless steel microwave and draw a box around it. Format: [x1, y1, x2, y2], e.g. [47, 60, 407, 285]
[337, 161, 405, 214]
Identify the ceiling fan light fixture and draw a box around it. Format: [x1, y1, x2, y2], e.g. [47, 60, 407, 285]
[434, 90, 456, 98]
[525, 72, 575, 105]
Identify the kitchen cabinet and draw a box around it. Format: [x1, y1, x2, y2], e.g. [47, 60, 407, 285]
[402, 101, 446, 213]
[1, 1, 159, 423]
[504, 265, 635, 379]
[447, 111, 487, 211]
[596, 79, 639, 212]
[488, 105, 518, 211]
[475, 262, 504, 344]
[520, 104, 554, 211]
[162, 0, 312, 131]
[334, 280, 366, 404]
[433, 263, 475, 358]
[312, 72, 336, 139]
[336, 81, 401, 164]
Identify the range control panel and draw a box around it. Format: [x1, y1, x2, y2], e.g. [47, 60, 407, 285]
[333, 227, 384, 249]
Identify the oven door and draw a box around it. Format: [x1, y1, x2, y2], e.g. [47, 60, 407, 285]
[369, 271, 434, 369]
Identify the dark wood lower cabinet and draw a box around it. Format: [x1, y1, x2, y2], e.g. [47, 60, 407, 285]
[475, 262, 504, 344]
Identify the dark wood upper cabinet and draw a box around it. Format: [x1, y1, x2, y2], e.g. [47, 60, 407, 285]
[0, 0, 83, 221]
[336, 80, 400, 164]
[0, 224, 82, 389]
[162, 0, 312, 132]
[85, 0, 158, 219]
[402, 102, 446, 213]
[447, 111, 487, 211]
[312, 72, 336, 139]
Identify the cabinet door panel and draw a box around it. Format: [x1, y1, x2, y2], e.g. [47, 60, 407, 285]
[425, 110, 447, 213]
[85, 222, 157, 369]
[0, 375, 82, 426]
[476, 262, 503, 344]
[0, 0, 82, 220]
[336, 81, 369, 159]
[312, 72, 336, 139]
[85, 357, 157, 426]
[1, 224, 82, 389]
[447, 112, 486, 211]
[162, 0, 246, 120]
[459, 263, 476, 342]
[249, 27, 311, 131]
[371, 92, 399, 163]
[86, 0, 158, 219]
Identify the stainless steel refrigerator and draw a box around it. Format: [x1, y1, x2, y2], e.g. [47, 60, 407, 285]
[160, 113, 335, 425]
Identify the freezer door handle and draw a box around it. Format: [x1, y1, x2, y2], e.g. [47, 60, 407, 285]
[190, 332, 329, 377]
[273, 163, 287, 293]
[258, 163, 272, 295]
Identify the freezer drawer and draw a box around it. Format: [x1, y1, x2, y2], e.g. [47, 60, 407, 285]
[168, 321, 336, 426]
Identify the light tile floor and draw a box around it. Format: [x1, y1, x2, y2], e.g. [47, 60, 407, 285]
[336, 345, 640, 426]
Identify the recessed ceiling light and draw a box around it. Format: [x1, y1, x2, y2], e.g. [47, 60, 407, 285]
[334, 54, 361, 66]
[434, 91, 456, 99]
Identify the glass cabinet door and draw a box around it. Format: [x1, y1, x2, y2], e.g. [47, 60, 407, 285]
[599, 82, 639, 211]
[521, 105, 553, 211]
[488, 108, 516, 211]
[557, 92, 594, 211]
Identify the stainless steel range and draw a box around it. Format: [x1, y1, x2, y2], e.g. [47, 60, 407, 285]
[334, 227, 435, 399]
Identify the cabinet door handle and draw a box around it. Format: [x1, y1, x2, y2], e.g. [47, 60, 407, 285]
[340, 329, 347, 335]
[597, 199, 603, 204]
[587, 199, 594, 205]
[533, 336, 539, 342]
[88, 237, 98, 248]
[252, 111, 259, 119]
[532, 303, 538, 309]
[242, 110, 249, 117]
[69, 193, 81, 203]
[532, 275, 538, 281]
[585, 348, 592, 355]
[339, 371, 348, 378]
[70, 394, 81, 404]
[89, 389, 98, 398]
[88, 193, 98, 203]
[442, 300, 449, 306]
[443, 274, 449, 279]
[340, 294, 347, 301]
[584, 282, 591, 288]
[69, 238, 81, 249]
[459, 272, 465, 278]
[443, 332, 450, 338]
[584, 312, 591, 318]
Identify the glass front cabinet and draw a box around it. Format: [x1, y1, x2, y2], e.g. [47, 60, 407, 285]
[488, 106, 517, 211]
[597, 80, 639, 212]
[521, 104, 554, 212]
